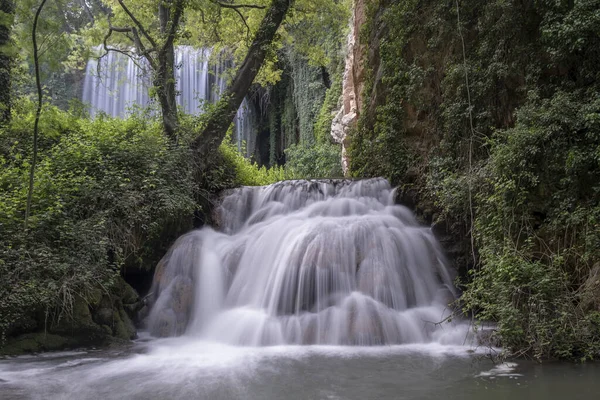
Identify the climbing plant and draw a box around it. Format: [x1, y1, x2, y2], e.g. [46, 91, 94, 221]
[349, 0, 600, 360]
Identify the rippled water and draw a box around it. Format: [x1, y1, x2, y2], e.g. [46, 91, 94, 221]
[1, 338, 599, 400]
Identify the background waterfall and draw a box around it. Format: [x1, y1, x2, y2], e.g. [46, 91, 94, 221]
[82, 46, 256, 157]
[147, 178, 472, 346]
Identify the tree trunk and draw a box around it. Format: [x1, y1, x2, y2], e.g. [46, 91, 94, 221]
[155, 0, 179, 141]
[154, 55, 178, 141]
[0, 0, 14, 124]
[191, 0, 293, 156]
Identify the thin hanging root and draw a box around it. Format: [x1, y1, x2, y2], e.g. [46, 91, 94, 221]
[455, 0, 476, 266]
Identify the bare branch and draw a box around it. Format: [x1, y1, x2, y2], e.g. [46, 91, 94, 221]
[109, 25, 133, 33]
[231, 7, 251, 40]
[209, 0, 266, 9]
[116, 0, 158, 49]
[197, 8, 206, 24]
[131, 27, 158, 68]
[100, 25, 151, 72]
[103, 12, 159, 70]
[209, 0, 259, 40]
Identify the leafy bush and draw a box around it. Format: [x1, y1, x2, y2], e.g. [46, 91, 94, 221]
[219, 131, 286, 186]
[0, 101, 196, 341]
[464, 90, 600, 360]
[349, 0, 600, 360]
[285, 142, 343, 179]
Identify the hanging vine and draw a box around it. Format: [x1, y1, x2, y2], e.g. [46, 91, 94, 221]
[24, 0, 49, 230]
[455, 0, 476, 266]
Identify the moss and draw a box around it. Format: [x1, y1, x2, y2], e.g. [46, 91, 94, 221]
[115, 308, 136, 339]
[1, 333, 68, 356]
[88, 289, 103, 308]
[313, 88, 340, 145]
[115, 277, 140, 306]
[351, 0, 600, 360]
[283, 49, 328, 146]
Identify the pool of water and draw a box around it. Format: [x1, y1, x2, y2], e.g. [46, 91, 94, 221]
[1, 337, 599, 400]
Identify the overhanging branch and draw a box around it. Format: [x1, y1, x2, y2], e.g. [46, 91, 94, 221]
[117, 0, 158, 49]
[100, 24, 153, 73]
[209, 1, 266, 10]
[231, 7, 252, 40]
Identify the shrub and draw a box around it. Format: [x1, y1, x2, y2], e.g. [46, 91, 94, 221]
[0, 101, 196, 341]
[284, 142, 343, 179]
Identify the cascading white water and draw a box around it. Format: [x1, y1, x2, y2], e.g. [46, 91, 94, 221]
[235, 97, 257, 158]
[147, 178, 470, 346]
[81, 46, 256, 155]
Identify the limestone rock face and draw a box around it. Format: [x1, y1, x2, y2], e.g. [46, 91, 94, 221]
[331, 0, 367, 175]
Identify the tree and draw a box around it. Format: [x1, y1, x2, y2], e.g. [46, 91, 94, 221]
[0, 0, 14, 124]
[191, 0, 292, 156]
[100, 0, 185, 140]
[98, 0, 285, 141]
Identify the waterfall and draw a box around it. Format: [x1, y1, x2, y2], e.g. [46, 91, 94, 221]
[235, 97, 257, 157]
[82, 50, 151, 118]
[82, 46, 256, 155]
[147, 178, 471, 346]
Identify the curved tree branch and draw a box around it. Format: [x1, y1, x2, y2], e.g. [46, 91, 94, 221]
[210, 1, 266, 9]
[231, 6, 252, 40]
[191, 0, 293, 155]
[209, 0, 263, 40]
[103, 16, 157, 69]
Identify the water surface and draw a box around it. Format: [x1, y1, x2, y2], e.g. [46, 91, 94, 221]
[1, 339, 598, 400]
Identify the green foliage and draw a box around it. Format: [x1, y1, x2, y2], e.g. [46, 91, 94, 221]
[463, 251, 600, 361]
[281, 79, 298, 148]
[464, 90, 600, 360]
[12, 0, 90, 108]
[350, 0, 600, 359]
[285, 0, 351, 69]
[219, 130, 286, 186]
[285, 142, 343, 179]
[0, 100, 196, 342]
[348, 0, 420, 185]
[285, 49, 327, 145]
[313, 65, 342, 144]
[349, 107, 414, 185]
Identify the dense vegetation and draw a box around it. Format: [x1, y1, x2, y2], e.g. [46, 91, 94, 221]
[2, 0, 598, 362]
[0, 0, 348, 352]
[349, 0, 600, 360]
[0, 101, 193, 346]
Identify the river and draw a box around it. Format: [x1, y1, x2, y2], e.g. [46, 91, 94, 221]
[1, 337, 599, 399]
[3, 178, 598, 399]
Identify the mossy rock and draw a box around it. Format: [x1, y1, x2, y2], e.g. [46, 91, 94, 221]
[112, 308, 136, 340]
[114, 277, 140, 305]
[88, 288, 104, 308]
[94, 307, 114, 326]
[0, 333, 69, 356]
[53, 296, 96, 334]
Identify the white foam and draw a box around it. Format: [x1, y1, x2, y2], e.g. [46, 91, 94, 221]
[476, 362, 523, 378]
[147, 179, 473, 347]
